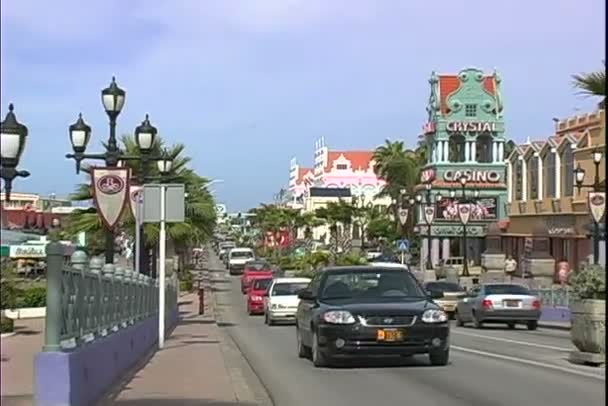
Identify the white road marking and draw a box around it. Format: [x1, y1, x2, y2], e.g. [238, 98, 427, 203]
[451, 345, 605, 381]
[452, 330, 572, 352]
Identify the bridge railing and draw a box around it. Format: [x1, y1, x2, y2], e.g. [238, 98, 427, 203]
[43, 243, 178, 352]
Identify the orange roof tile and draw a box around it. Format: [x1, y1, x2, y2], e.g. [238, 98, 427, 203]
[295, 167, 313, 185]
[325, 151, 374, 172]
[438, 73, 497, 116]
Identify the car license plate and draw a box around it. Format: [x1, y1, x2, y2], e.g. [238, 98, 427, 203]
[504, 300, 520, 308]
[377, 329, 404, 342]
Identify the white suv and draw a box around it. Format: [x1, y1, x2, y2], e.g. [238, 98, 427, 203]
[228, 248, 255, 275]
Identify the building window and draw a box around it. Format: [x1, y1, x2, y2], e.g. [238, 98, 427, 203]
[544, 151, 556, 198]
[336, 164, 348, 170]
[476, 134, 493, 163]
[529, 155, 539, 200]
[515, 159, 523, 200]
[448, 134, 466, 162]
[465, 104, 477, 117]
[562, 146, 574, 197]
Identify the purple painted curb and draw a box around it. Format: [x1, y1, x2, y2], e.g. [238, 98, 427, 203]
[34, 311, 178, 406]
[540, 306, 571, 322]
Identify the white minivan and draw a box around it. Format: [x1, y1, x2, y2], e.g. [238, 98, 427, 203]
[228, 248, 255, 275]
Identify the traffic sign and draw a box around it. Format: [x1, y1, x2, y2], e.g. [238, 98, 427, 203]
[397, 239, 409, 252]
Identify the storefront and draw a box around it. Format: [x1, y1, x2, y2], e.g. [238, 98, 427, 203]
[501, 213, 601, 277]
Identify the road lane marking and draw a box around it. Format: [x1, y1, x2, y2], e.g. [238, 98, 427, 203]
[451, 345, 605, 381]
[452, 330, 572, 352]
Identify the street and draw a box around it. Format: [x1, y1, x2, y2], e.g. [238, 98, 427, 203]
[208, 257, 605, 406]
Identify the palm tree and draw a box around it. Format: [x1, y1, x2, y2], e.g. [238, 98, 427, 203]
[373, 140, 420, 202]
[572, 62, 606, 109]
[61, 134, 216, 269]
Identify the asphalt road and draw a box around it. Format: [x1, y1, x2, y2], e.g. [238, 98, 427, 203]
[209, 257, 605, 406]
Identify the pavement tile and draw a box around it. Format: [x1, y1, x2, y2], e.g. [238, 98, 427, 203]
[109, 291, 253, 405]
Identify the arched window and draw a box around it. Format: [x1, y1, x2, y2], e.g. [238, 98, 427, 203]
[448, 134, 466, 162]
[544, 151, 556, 198]
[476, 134, 493, 163]
[529, 155, 539, 200]
[515, 159, 523, 200]
[562, 146, 574, 197]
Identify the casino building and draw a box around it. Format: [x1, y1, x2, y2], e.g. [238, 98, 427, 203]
[415, 67, 509, 269]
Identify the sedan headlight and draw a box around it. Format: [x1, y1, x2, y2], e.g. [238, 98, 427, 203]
[322, 310, 356, 324]
[421, 309, 448, 323]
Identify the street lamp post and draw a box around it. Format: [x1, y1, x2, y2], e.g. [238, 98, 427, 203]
[66, 77, 164, 268]
[574, 149, 605, 265]
[416, 183, 442, 271]
[1, 104, 30, 201]
[451, 174, 480, 277]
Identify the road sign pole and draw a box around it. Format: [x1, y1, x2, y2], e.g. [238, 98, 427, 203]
[135, 195, 142, 273]
[401, 251, 405, 265]
[158, 185, 166, 349]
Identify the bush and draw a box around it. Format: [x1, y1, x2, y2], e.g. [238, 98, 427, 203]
[569, 264, 606, 300]
[18, 287, 47, 308]
[0, 315, 14, 334]
[180, 271, 194, 292]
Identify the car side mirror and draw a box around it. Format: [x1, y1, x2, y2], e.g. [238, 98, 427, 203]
[297, 289, 315, 301]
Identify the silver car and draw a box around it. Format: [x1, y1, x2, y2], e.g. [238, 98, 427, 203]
[455, 283, 542, 330]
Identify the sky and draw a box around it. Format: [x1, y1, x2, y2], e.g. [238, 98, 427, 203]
[1, 0, 605, 212]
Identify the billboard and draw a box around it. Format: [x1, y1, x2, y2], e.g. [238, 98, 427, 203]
[436, 197, 498, 221]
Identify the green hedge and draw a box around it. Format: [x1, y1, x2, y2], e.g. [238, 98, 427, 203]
[16, 287, 47, 308]
[0, 316, 14, 334]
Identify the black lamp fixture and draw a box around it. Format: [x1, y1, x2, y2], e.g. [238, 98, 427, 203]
[101, 76, 126, 117]
[156, 151, 173, 175]
[1, 104, 30, 201]
[135, 114, 158, 154]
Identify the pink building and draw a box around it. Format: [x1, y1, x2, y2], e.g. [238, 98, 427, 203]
[287, 158, 315, 205]
[313, 137, 386, 200]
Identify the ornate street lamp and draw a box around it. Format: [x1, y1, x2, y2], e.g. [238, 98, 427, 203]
[574, 148, 606, 264]
[1, 104, 30, 201]
[455, 174, 480, 277]
[415, 183, 442, 270]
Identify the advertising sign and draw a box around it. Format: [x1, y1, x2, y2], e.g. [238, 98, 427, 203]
[443, 169, 501, 183]
[92, 167, 129, 229]
[10, 244, 46, 258]
[446, 121, 497, 133]
[436, 197, 498, 221]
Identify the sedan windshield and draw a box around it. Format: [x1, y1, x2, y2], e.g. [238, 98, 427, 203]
[252, 279, 272, 291]
[271, 283, 309, 296]
[232, 251, 253, 259]
[485, 285, 531, 295]
[320, 269, 426, 300]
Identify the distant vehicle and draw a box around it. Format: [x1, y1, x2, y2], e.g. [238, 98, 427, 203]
[436, 257, 482, 278]
[295, 265, 450, 367]
[218, 242, 235, 260]
[423, 281, 466, 319]
[264, 277, 311, 326]
[455, 283, 541, 330]
[366, 250, 382, 260]
[228, 248, 255, 275]
[241, 260, 274, 293]
[247, 278, 273, 315]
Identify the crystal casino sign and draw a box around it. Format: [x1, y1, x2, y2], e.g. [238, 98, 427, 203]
[446, 121, 497, 133]
[443, 169, 501, 183]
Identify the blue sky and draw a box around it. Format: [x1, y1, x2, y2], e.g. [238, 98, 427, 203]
[1, 0, 605, 211]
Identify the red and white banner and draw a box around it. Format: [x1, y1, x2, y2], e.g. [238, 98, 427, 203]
[129, 184, 143, 219]
[424, 205, 435, 225]
[92, 167, 129, 229]
[458, 203, 471, 225]
[588, 192, 606, 223]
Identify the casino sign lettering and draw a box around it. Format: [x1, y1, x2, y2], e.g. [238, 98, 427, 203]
[444, 169, 501, 183]
[446, 121, 497, 133]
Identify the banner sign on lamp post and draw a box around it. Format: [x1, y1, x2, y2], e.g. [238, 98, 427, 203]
[588, 192, 606, 223]
[424, 206, 435, 225]
[129, 184, 143, 218]
[398, 208, 409, 226]
[92, 167, 129, 229]
[458, 204, 471, 225]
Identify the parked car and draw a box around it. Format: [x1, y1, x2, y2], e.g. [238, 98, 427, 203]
[455, 283, 541, 330]
[218, 242, 235, 260]
[295, 265, 450, 367]
[247, 277, 273, 315]
[423, 281, 466, 319]
[241, 260, 274, 293]
[228, 248, 255, 275]
[264, 277, 311, 326]
[435, 257, 482, 278]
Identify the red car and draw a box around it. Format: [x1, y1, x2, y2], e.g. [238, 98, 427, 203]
[247, 278, 273, 315]
[241, 260, 273, 293]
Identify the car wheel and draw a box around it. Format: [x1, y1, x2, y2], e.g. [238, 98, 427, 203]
[429, 348, 450, 366]
[296, 327, 310, 359]
[472, 311, 483, 329]
[507, 322, 516, 329]
[455, 310, 465, 327]
[311, 331, 329, 367]
[264, 313, 269, 325]
[266, 314, 274, 326]
[527, 320, 538, 331]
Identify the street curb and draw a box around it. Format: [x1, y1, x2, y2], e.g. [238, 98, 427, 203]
[539, 323, 571, 331]
[0, 332, 17, 339]
[209, 268, 275, 406]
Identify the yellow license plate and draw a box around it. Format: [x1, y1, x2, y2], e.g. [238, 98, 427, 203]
[377, 329, 404, 342]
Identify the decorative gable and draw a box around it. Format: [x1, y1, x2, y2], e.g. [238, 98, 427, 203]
[441, 68, 501, 121]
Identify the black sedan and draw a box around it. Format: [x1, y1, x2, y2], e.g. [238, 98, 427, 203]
[295, 266, 450, 367]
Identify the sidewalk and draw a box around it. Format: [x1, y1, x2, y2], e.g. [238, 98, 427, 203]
[0, 318, 44, 406]
[103, 288, 265, 406]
